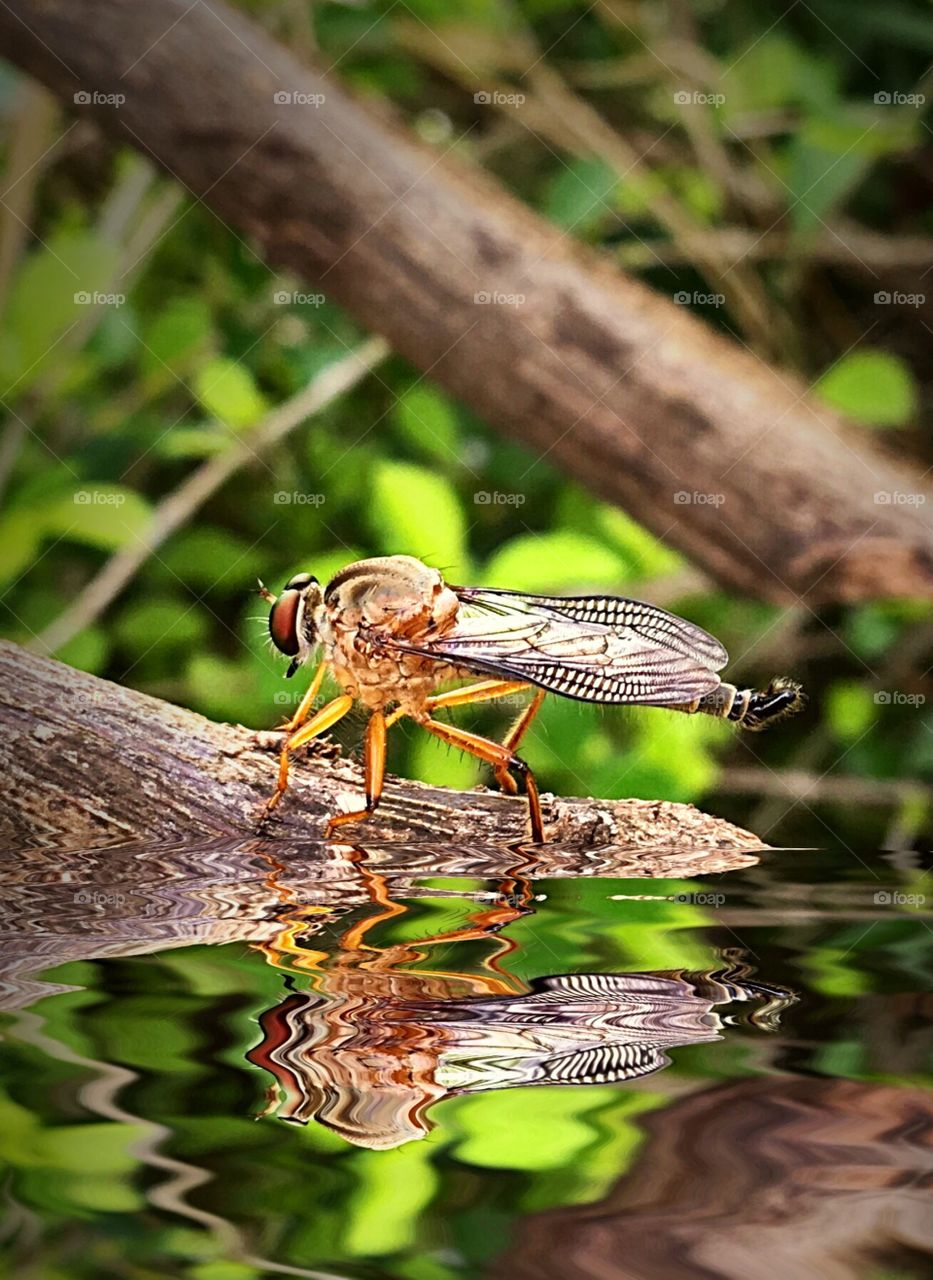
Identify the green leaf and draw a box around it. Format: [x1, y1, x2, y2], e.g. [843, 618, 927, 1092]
[542, 157, 618, 234]
[826, 680, 875, 742]
[368, 459, 468, 573]
[156, 526, 265, 592]
[0, 230, 121, 398]
[392, 384, 461, 462]
[140, 295, 214, 376]
[483, 531, 625, 591]
[56, 626, 109, 674]
[45, 485, 152, 551]
[113, 596, 210, 655]
[194, 358, 268, 428]
[815, 350, 916, 427]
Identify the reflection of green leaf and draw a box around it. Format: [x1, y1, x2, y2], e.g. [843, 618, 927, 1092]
[483, 531, 624, 591]
[195, 358, 268, 428]
[344, 1142, 438, 1256]
[369, 459, 468, 573]
[815, 350, 916, 427]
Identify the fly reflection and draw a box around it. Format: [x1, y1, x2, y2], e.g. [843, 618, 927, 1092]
[249, 856, 794, 1149]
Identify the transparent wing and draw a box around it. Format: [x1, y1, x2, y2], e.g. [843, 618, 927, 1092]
[379, 586, 727, 706]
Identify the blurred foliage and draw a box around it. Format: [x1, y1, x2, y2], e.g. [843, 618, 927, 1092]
[0, 0, 931, 862]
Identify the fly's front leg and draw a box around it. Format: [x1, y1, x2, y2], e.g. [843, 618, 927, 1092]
[416, 715, 545, 843]
[325, 711, 388, 838]
[262, 693, 354, 820]
[278, 660, 327, 734]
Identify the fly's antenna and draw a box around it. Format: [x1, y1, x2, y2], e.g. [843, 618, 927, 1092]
[258, 579, 277, 605]
[728, 677, 806, 731]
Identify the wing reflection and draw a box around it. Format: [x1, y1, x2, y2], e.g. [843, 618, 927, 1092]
[250, 854, 794, 1149]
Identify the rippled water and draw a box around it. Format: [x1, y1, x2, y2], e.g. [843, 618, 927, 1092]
[1, 838, 930, 1279]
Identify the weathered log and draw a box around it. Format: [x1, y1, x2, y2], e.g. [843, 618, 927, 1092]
[0, 641, 764, 874]
[0, 0, 931, 603]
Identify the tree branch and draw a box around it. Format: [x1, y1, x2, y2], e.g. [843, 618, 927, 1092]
[0, 641, 764, 874]
[1, 0, 931, 603]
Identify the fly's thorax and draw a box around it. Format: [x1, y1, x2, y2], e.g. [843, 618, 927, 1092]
[317, 556, 461, 709]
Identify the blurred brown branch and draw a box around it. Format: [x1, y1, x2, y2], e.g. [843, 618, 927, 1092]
[1, 0, 932, 603]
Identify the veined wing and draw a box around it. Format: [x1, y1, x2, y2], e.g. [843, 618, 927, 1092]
[381, 586, 728, 706]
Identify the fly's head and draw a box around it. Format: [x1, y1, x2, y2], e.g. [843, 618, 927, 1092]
[261, 572, 324, 678]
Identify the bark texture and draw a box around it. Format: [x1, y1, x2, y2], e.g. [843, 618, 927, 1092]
[1, 0, 931, 603]
[0, 641, 763, 872]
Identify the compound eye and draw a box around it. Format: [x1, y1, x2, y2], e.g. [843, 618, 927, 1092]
[285, 572, 317, 592]
[269, 591, 301, 656]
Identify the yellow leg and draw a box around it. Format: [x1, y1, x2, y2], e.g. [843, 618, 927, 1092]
[417, 715, 545, 843]
[262, 693, 354, 817]
[279, 660, 327, 733]
[496, 689, 546, 794]
[325, 711, 388, 838]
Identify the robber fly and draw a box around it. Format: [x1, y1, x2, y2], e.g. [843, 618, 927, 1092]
[259, 555, 804, 842]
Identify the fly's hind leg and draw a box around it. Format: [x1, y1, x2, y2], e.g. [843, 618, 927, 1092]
[416, 715, 544, 843]
[324, 711, 388, 838]
[494, 689, 546, 795]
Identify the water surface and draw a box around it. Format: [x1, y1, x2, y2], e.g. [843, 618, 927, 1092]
[0, 838, 929, 1279]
